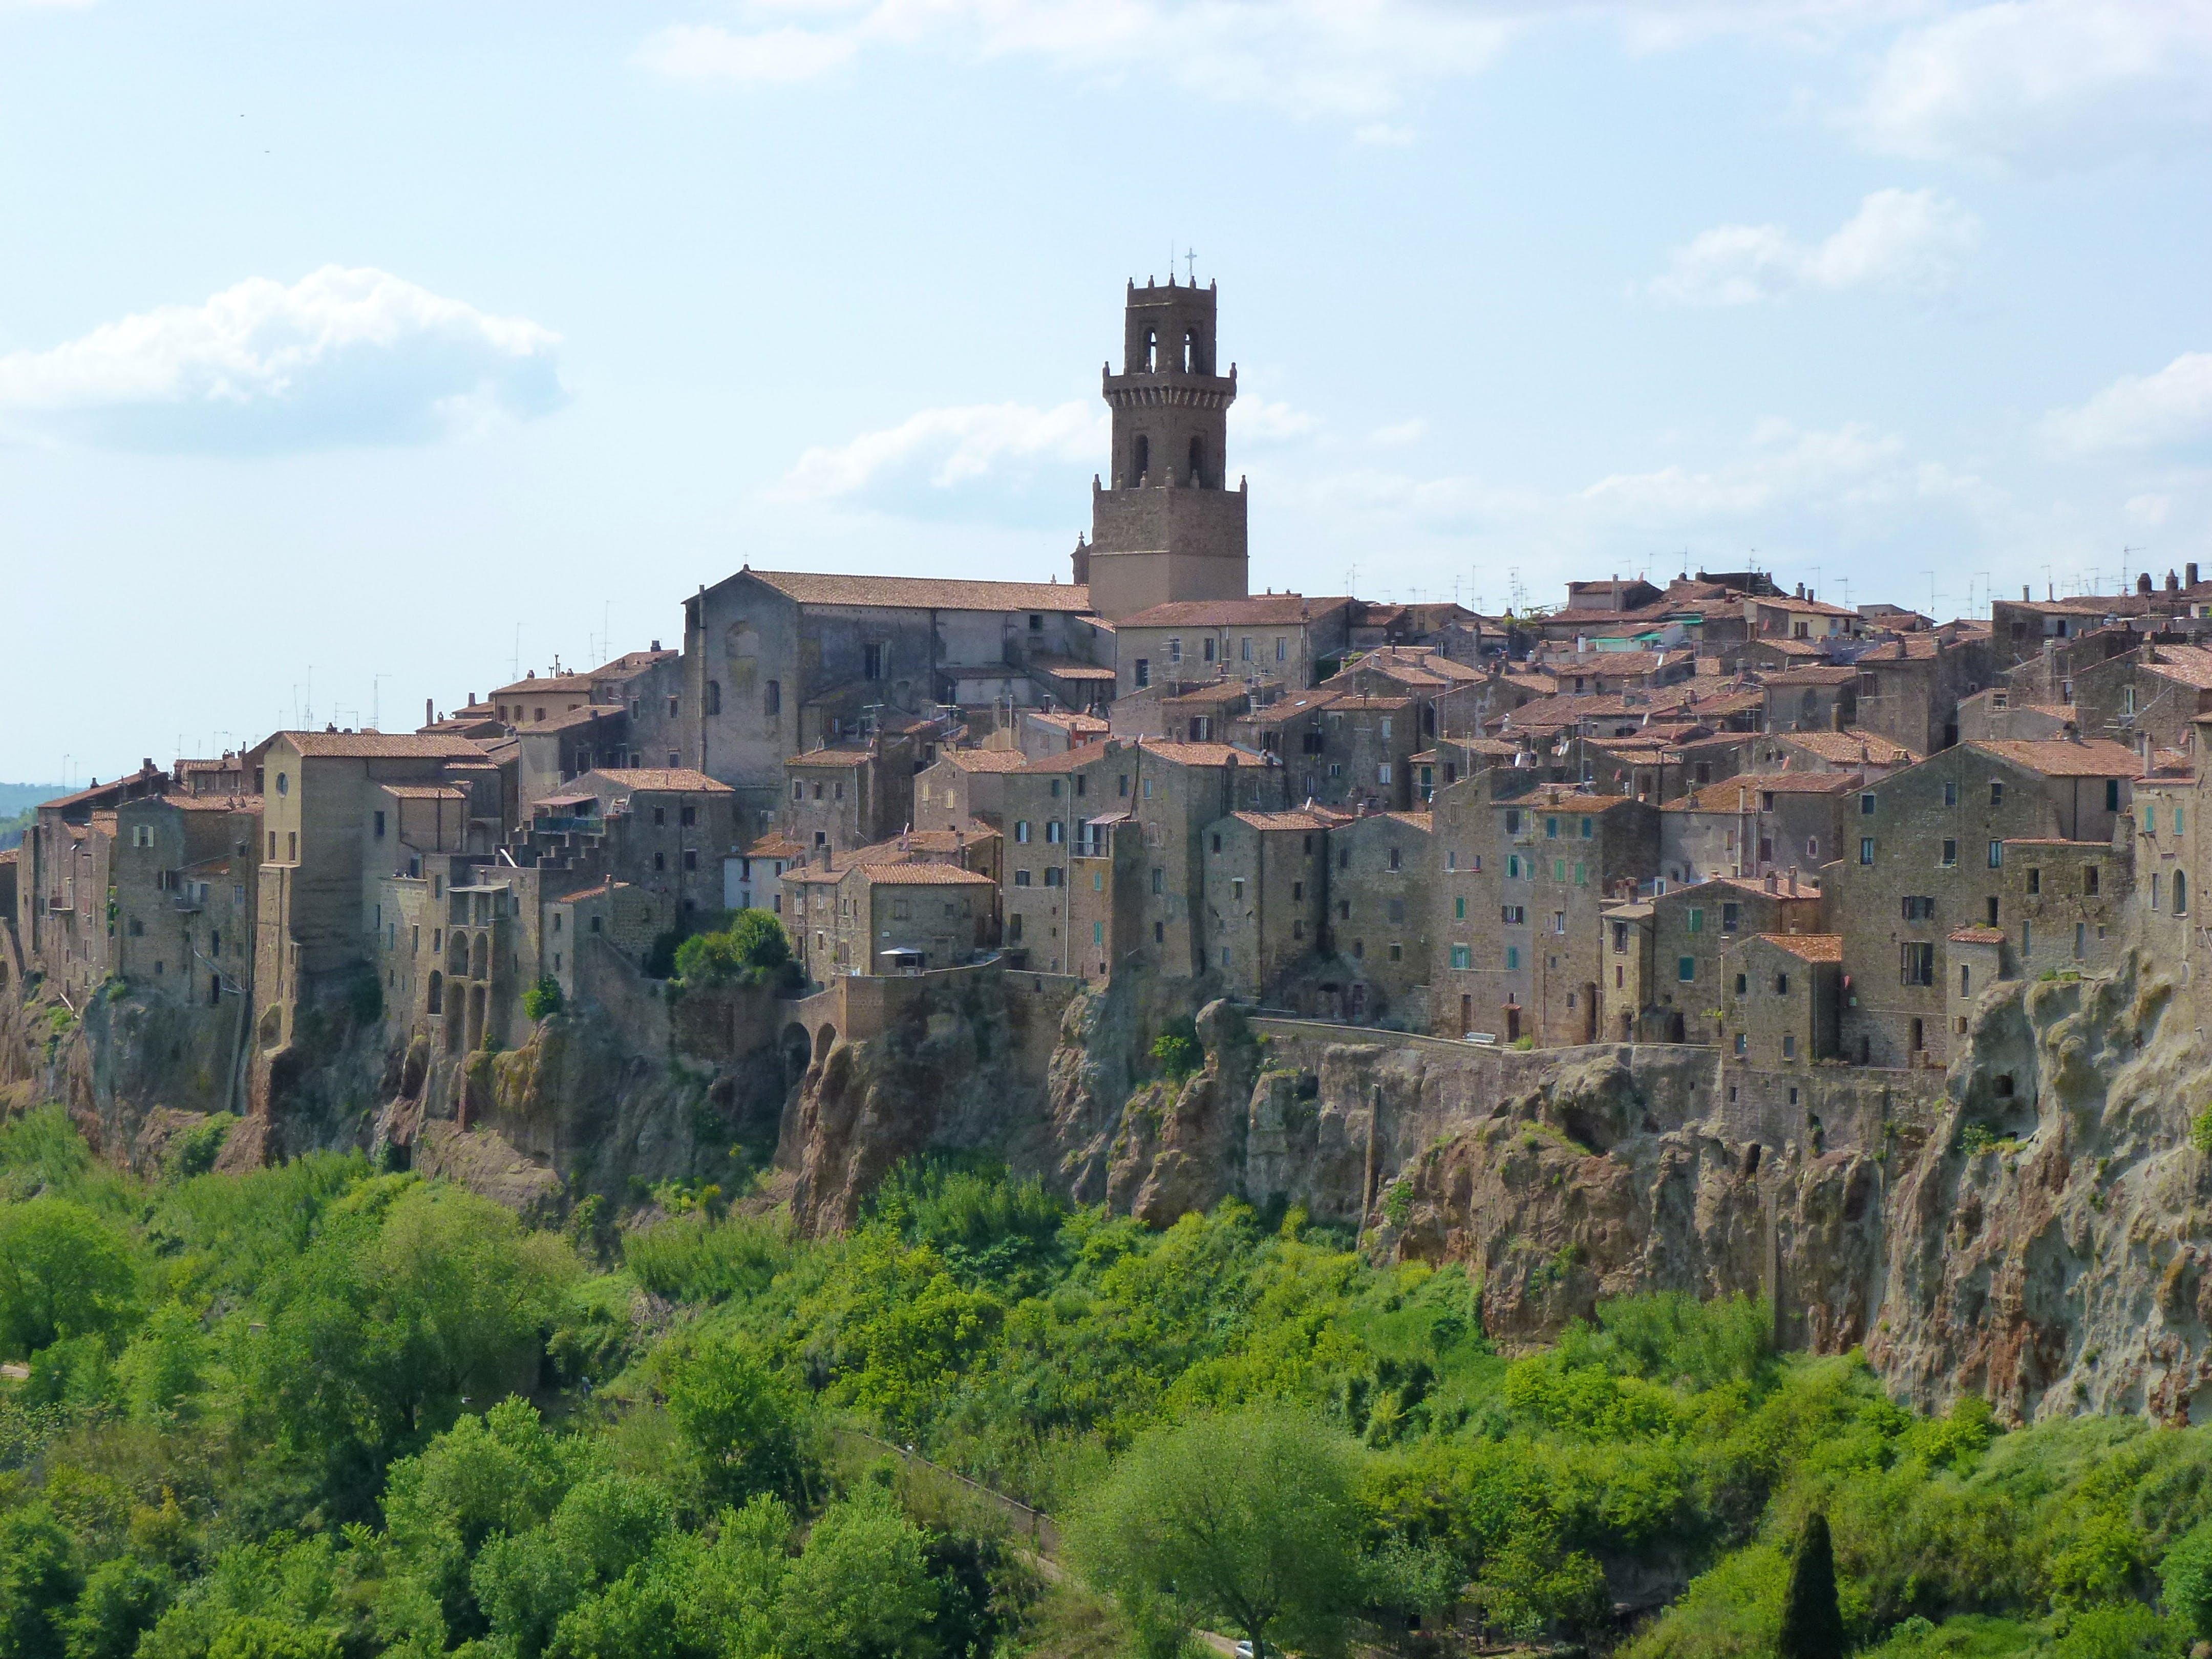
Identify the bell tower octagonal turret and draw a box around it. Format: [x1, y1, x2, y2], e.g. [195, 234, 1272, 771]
[1079, 275, 1249, 622]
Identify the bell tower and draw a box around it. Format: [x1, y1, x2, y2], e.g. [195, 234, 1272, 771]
[1073, 276, 1249, 621]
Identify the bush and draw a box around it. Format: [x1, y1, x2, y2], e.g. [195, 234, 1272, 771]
[523, 977, 564, 1022]
[2191, 1108, 2212, 1157]
[1151, 1015, 1202, 1081]
[672, 910, 795, 990]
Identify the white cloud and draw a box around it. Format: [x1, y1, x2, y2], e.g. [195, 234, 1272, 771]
[2125, 493, 2174, 527]
[2043, 352, 2212, 453]
[0, 267, 564, 452]
[1231, 396, 1319, 442]
[1580, 417, 1996, 521]
[777, 399, 1106, 520]
[1369, 418, 1426, 445]
[1648, 187, 1980, 306]
[1852, 0, 2212, 173]
[640, 0, 1518, 119]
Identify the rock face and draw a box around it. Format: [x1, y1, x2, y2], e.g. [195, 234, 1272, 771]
[23, 931, 2212, 1426]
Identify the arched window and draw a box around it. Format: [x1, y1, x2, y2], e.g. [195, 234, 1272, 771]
[1143, 328, 1157, 372]
[1183, 328, 1198, 372]
[1133, 434, 1149, 484]
[427, 970, 443, 1015]
[2178, 870, 2190, 917]
[1188, 436, 1203, 485]
[705, 680, 721, 715]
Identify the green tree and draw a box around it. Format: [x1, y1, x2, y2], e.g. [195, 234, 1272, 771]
[1069, 1406, 1367, 1658]
[776, 1489, 939, 1659]
[62, 1558, 176, 1659]
[663, 1338, 809, 1507]
[0, 1503, 80, 1659]
[524, 976, 565, 1020]
[0, 1197, 138, 1358]
[2161, 1519, 2212, 1640]
[1778, 1511, 1845, 1659]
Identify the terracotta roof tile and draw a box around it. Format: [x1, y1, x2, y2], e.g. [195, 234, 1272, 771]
[281, 731, 487, 760]
[852, 861, 997, 886]
[1949, 926, 2005, 944]
[587, 768, 733, 792]
[1778, 730, 1921, 766]
[493, 673, 596, 696]
[1965, 738, 2143, 777]
[1117, 594, 1346, 628]
[740, 569, 1093, 612]
[1755, 932, 1843, 961]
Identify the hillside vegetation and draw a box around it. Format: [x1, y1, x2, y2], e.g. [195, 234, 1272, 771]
[4, 1107, 2212, 1658]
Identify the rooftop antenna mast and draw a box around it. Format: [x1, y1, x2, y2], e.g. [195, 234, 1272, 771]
[372, 673, 389, 731]
[512, 624, 522, 684]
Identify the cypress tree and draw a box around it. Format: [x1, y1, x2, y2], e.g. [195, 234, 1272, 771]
[1778, 1511, 1846, 1659]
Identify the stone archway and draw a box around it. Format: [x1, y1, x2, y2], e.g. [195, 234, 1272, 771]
[781, 1022, 812, 1093]
[812, 1023, 839, 1068]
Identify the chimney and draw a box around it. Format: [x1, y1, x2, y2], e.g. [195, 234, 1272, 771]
[2139, 572, 2154, 596]
[2167, 570, 2182, 594]
[1795, 582, 1806, 599]
[426, 697, 435, 727]
[2023, 585, 2032, 602]
[1765, 870, 1779, 894]
[1788, 866, 1799, 896]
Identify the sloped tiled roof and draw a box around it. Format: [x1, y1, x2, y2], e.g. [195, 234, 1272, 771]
[1118, 595, 1345, 628]
[1755, 932, 1843, 961]
[587, 768, 733, 792]
[1965, 739, 2143, 777]
[1778, 730, 1921, 766]
[935, 749, 1034, 773]
[741, 569, 1093, 612]
[282, 732, 486, 760]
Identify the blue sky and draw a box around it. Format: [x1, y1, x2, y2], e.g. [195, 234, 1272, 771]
[5, 0, 2210, 784]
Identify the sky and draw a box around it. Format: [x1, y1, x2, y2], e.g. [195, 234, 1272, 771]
[4, 0, 2210, 786]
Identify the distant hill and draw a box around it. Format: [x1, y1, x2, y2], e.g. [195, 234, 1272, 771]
[0, 784, 62, 851]
[0, 783, 63, 818]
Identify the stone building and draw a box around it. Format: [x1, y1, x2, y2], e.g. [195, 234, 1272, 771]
[14, 762, 172, 1001]
[1722, 932, 1844, 1067]
[1850, 629, 1992, 757]
[1758, 666, 1860, 733]
[1200, 807, 1336, 1007]
[1319, 809, 1432, 1026]
[1661, 772, 1860, 886]
[914, 748, 1029, 830]
[680, 567, 1104, 832]
[1427, 773, 1658, 1043]
[111, 792, 261, 1016]
[781, 737, 918, 856]
[1067, 811, 1147, 986]
[833, 861, 997, 975]
[1824, 736, 2140, 1067]
[1112, 595, 1350, 697]
[1771, 729, 1920, 776]
[729, 832, 805, 915]
[1602, 873, 1823, 1045]
[250, 731, 495, 1058]
[998, 745, 1118, 971]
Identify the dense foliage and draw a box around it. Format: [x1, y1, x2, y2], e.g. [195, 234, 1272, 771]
[8, 1108, 2212, 1657]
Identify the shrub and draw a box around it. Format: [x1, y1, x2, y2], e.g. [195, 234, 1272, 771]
[673, 910, 795, 990]
[523, 976, 564, 1021]
[2191, 1107, 2212, 1157]
[1151, 1015, 1202, 1081]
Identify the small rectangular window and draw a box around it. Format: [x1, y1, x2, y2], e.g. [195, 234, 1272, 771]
[1861, 793, 1877, 815]
[1943, 780, 1957, 807]
[1989, 780, 2005, 807]
[1860, 837, 1875, 865]
[1451, 944, 1472, 970]
[1941, 839, 1958, 866]
[1677, 955, 1695, 982]
[1988, 840, 2004, 868]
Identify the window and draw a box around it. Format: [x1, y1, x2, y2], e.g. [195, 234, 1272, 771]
[1388, 846, 1401, 871]
[2150, 872, 2161, 910]
[1546, 816, 1559, 839]
[1044, 867, 1063, 887]
[1775, 972, 1791, 995]
[1901, 942, 1934, 985]
[1988, 840, 2004, 868]
[680, 804, 697, 827]
[2107, 779, 2122, 812]
[1455, 896, 1466, 920]
[684, 849, 698, 871]
[1861, 793, 1877, 815]
[1783, 1034, 1797, 1059]
[763, 679, 780, 714]
[654, 852, 666, 871]
[1230, 877, 1245, 901]
[1014, 870, 1032, 887]
[1451, 944, 1472, 969]
[1276, 637, 1287, 663]
[2179, 807, 2187, 835]
[1204, 636, 1216, 663]
[2027, 867, 2041, 895]
[1735, 1033, 1747, 1056]
[1378, 763, 1393, 785]
[1860, 838, 1875, 864]
[1989, 780, 2005, 807]
[1507, 854, 1521, 879]
[2147, 805, 2160, 836]
[1575, 862, 1586, 885]
[1151, 868, 1164, 894]
[2179, 871, 2191, 917]
[1241, 637, 1252, 662]
[1046, 820, 1064, 844]
[1687, 907, 1704, 934]
[1734, 972, 1747, 995]
[1502, 905, 1524, 925]
[1677, 956, 1696, 982]
[287, 831, 297, 861]
[1960, 963, 1971, 997]
[1506, 946, 1520, 970]
[1903, 896, 1935, 920]
[1015, 821, 1030, 844]
[1167, 637, 1183, 664]
[862, 643, 885, 680]
[2082, 865, 2099, 897]
[1134, 660, 1151, 689]
[1554, 911, 1567, 935]
[1941, 838, 1958, 866]
[1943, 780, 1958, 807]
[654, 806, 666, 826]
[792, 781, 803, 801]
